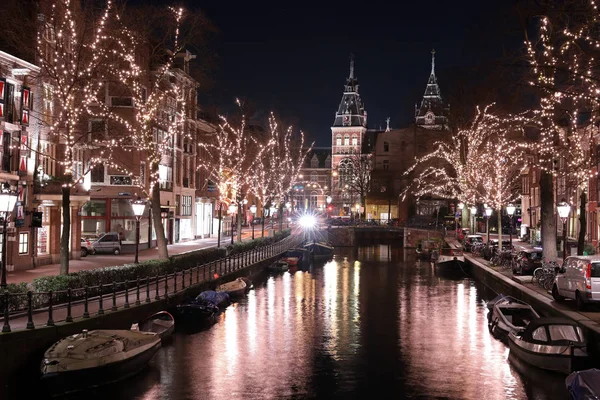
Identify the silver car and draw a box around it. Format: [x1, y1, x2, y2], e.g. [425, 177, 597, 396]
[91, 232, 122, 255]
[552, 255, 600, 310]
[80, 238, 95, 257]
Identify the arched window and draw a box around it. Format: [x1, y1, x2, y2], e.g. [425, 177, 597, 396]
[338, 158, 353, 186]
[336, 135, 342, 146]
[311, 173, 318, 183]
[351, 136, 358, 146]
[344, 135, 350, 146]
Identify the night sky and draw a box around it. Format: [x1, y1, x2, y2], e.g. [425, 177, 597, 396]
[192, 2, 522, 146]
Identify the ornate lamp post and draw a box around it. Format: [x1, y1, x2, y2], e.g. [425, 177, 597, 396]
[0, 186, 18, 288]
[485, 206, 492, 244]
[131, 198, 146, 264]
[470, 206, 477, 234]
[228, 204, 237, 245]
[506, 203, 516, 249]
[557, 200, 571, 262]
[249, 204, 257, 240]
[456, 202, 464, 238]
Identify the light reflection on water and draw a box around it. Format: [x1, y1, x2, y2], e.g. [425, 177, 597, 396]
[62, 245, 567, 400]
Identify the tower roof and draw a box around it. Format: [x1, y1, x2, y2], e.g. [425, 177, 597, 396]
[332, 54, 367, 128]
[415, 49, 448, 130]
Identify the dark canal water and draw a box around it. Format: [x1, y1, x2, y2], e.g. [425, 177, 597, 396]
[65, 246, 567, 399]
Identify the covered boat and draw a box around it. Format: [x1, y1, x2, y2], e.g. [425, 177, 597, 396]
[41, 329, 160, 395]
[197, 290, 230, 307]
[216, 278, 247, 297]
[268, 260, 289, 272]
[435, 247, 465, 269]
[175, 298, 220, 325]
[303, 241, 334, 261]
[566, 369, 600, 400]
[487, 295, 540, 339]
[132, 311, 175, 341]
[508, 317, 588, 374]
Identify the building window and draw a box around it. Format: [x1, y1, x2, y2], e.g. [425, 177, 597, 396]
[89, 120, 106, 142]
[19, 233, 28, 255]
[182, 195, 192, 216]
[351, 136, 358, 146]
[91, 164, 105, 183]
[344, 135, 350, 146]
[383, 141, 389, 152]
[311, 155, 319, 168]
[336, 135, 341, 146]
[383, 160, 389, 170]
[159, 165, 173, 189]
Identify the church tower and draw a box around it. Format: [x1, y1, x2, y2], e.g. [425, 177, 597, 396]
[330, 55, 368, 211]
[415, 50, 449, 130]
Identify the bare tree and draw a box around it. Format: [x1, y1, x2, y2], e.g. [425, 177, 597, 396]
[343, 151, 371, 219]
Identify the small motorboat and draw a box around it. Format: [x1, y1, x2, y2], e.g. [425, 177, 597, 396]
[268, 260, 289, 272]
[281, 256, 299, 266]
[566, 369, 600, 399]
[197, 290, 230, 307]
[282, 248, 310, 268]
[508, 317, 588, 374]
[303, 241, 334, 261]
[175, 298, 220, 325]
[435, 247, 465, 269]
[132, 311, 175, 341]
[216, 278, 247, 297]
[487, 295, 540, 339]
[41, 329, 161, 395]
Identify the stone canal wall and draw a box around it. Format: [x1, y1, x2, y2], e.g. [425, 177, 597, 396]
[325, 226, 440, 248]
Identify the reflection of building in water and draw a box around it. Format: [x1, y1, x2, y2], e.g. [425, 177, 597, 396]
[357, 244, 392, 262]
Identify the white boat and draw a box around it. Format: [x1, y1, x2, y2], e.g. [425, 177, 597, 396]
[508, 317, 588, 374]
[268, 260, 289, 272]
[41, 329, 161, 395]
[132, 311, 175, 341]
[487, 295, 540, 339]
[216, 277, 247, 297]
[435, 247, 465, 268]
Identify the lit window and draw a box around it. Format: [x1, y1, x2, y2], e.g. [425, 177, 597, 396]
[336, 135, 342, 146]
[344, 135, 350, 146]
[19, 233, 28, 255]
[351, 136, 358, 146]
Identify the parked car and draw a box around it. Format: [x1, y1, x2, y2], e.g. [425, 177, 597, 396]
[552, 255, 600, 310]
[92, 232, 122, 255]
[513, 248, 543, 275]
[463, 235, 483, 252]
[482, 239, 513, 260]
[80, 238, 95, 257]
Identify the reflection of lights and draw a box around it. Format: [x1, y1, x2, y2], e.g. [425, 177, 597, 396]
[323, 260, 339, 358]
[283, 271, 291, 319]
[247, 289, 257, 354]
[223, 306, 238, 375]
[456, 283, 465, 339]
[353, 261, 360, 298]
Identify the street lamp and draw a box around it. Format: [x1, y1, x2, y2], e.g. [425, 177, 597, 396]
[506, 203, 516, 249]
[249, 204, 257, 240]
[131, 198, 146, 264]
[470, 206, 477, 234]
[228, 204, 237, 245]
[0, 186, 18, 288]
[557, 200, 571, 262]
[456, 202, 464, 238]
[485, 206, 492, 244]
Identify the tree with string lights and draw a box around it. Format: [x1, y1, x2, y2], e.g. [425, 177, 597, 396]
[339, 151, 371, 220]
[524, 0, 600, 256]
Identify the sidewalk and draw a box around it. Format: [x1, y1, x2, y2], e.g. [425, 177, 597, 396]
[7, 229, 259, 285]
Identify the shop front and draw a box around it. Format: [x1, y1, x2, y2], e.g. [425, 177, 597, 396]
[195, 198, 213, 238]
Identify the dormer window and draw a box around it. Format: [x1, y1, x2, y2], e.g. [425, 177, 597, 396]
[425, 112, 435, 125]
[310, 155, 319, 168]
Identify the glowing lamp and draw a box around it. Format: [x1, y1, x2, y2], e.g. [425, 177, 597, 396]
[299, 214, 316, 228]
[250, 204, 257, 214]
[506, 204, 516, 216]
[485, 207, 492, 217]
[557, 201, 570, 220]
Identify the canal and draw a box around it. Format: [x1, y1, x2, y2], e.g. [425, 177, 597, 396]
[63, 245, 567, 399]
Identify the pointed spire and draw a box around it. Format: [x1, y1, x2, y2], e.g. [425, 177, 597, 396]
[349, 53, 355, 79]
[431, 49, 436, 76]
[385, 117, 391, 132]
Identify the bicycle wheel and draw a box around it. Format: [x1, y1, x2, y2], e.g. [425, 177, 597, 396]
[543, 274, 556, 290]
[532, 268, 543, 285]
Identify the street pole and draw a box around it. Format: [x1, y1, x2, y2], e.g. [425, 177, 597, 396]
[509, 216, 513, 249]
[251, 215, 255, 240]
[217, 205, 222, 248]
[1, 217, 7, 288]
[563, 218, 568, 262]
[231, 213, 234, 245]
[134, 216, 141, 264]
[486, 216, 490, 244]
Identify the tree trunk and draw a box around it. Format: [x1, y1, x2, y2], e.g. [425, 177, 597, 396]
[540, 170, 557, 260]
[279, 203, 283, 232]
[237, 203, 242, 243]
[497, 208, 502, 251]
[261, 208, 265, 237]
[60, 185, 71, 275]
[217, 205, 222, 248]
[151, 183, 168, 259]
[578, 190, 587, 255]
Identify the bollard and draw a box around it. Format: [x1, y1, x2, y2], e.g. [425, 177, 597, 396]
[2, 292, 10, 333]
[83, 286, 90, 318]
[98, 283, 104, 315]
[65, 288, 73, 323]
[47, 290, 55, 326]
[146, 277, 151, 303]
[136, 278, 141, 306]
[124, 280, 130, 309]
[155, 275, 160, 300]
[111, 282, 117, 311]
[26, 291, 34, 329]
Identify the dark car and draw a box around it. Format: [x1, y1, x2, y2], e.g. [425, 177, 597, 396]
[513, 248, 543, 275]
[463, 235, 483, 252]
[482, 239, 513, 260]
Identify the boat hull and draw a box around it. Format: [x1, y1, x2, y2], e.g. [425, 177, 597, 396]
[137, 312, 175, 341]
[508, 334, 587, 374]
[41, 341, 161, 396]
[435, 255, 465, 269]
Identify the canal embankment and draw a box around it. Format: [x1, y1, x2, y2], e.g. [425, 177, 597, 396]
[445, 237, 600, 359]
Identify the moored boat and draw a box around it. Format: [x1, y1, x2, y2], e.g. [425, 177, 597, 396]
[197, 290, 230, 307]
[487, 295, 539, 339]
[41, 329, 161, 395]
[435, 247, 465, 268]
[216, 278, 247, 297]
[566, 368, 600, 400]
[508, 317, 588, 374]
[303, 241, 334, 261]
[268, 260, 289, 272]
[175, 298, 220, 325]
[132, 311, 175, 341]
